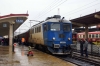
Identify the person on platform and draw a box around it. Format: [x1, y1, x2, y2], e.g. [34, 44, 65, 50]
[79, 39, 85, 56]
[83, 39, 88, 57]
[21, 37, 25, 47]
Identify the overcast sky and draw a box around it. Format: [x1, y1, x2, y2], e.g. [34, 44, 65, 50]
[0, 0, 100, 35]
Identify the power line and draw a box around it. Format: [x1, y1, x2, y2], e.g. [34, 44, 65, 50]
[36, 0, 68, 20]
[66, 2, 100, 17]
[23, 23, 30, 28]
[34, 0, 61, 19]
[63, 0, 99, 17]
[34, 0, 63, 19]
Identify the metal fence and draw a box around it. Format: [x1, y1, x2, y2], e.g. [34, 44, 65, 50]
[74, 42, 100, 56]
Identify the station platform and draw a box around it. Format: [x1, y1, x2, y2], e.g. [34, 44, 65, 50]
[0, 44, 76, 66]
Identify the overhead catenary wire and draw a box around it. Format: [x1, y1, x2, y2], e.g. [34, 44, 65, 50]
[23, 0, 99, 27]
[34, 0, 64, 20]
[16, 0, 100, 33]
[63, 0, 100, 17]
[35, 0, 68, 20]
[18, 0, 63, 30]
[66, 2, 100, 18]
[34, 0, 61, 19]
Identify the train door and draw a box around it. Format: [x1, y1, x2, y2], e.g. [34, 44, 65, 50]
[43, 23, 49, 46]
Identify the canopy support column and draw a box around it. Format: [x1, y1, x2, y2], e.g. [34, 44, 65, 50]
[9, 22, 15, 53]
[85, 25, 88, 40]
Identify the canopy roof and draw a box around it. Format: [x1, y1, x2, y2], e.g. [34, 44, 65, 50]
[0, 14, 29, 36]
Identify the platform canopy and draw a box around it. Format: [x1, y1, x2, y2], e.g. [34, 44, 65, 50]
[70, 11, 100, 28]
[0, 14, 29, 36]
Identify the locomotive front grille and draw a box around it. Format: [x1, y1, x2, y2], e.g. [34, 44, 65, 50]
[59, 34, 65, 38]
[54, 44, 60, 48]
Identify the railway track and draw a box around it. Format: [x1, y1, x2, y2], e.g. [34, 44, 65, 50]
[72, 52, 100, 66]
[33, 47, 100, 66]
[55, 52, 100, 66]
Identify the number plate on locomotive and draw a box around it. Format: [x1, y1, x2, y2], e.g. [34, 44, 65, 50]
[60, 41, 66, 43]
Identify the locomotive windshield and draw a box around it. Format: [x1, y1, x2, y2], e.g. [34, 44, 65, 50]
[50, 23, 60, 31]
[63, 24, 71, 32]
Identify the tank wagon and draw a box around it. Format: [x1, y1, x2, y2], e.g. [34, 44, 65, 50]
[19, 15, 74, 55]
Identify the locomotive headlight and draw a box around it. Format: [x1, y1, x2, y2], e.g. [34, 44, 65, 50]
[68, 38, 70, 40]
[53, 37, 55, 40]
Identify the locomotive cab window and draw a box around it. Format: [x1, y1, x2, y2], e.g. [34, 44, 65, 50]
[63, 24, 71, 32]
[50, 23, 60, 31]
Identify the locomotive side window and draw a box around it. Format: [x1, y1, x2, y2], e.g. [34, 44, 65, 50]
[44, 24, 48, 31]
[63, 24, 71, 32]
[50, 23, 60, 31]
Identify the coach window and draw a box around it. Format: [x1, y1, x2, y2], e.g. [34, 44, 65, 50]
[96, 34, 98, 38]
[89, 34, 91, 38]
[37, 27, 38, 33]
[38, 27, 40, 32]
[30, 34, 32, 39]
[83, 35, 85, 38]
[79, 35, 81, 38]
[39, 26, 41, 32]
[92, 34, 94, 38]
[33, 29, 34, 34]
[99, 34, 100, 38]
[78, 35, 80, 38]
[35, 28, 36, 33]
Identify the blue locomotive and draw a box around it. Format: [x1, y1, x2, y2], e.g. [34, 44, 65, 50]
[18, 15, 73, 55]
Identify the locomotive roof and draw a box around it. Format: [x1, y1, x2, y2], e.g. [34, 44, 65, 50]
[31, 17, 71, 28]
[46, 18, 71, 23]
